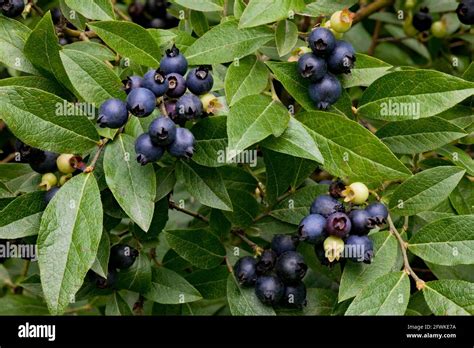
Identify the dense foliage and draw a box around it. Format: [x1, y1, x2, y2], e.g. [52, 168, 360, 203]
[0, 0, 473, 316]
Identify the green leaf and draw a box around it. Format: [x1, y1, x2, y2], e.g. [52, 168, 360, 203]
[423, 280, 474, 315]
[437, 145, 474, 176]
[174, 0, 222, 11]
[225, 55, 269, 106]
[223, 188, 260, 228]
[145, 267, 202, 304]
[264, 149, 316, 204]
[339, 231, 402, 302]
[408, 215, 474, 266]
[358, 70, 474, 120]
[116, 252, 152, 293]
[239, 0, 305, 28]
[342, 54, 392, 88]
[436, 105, 474, 129]
[389, 167, 465, 216]
[147, 28, 177, 48]
[275, 20, 298, 57]
[384, 25, 430, 60]
[0, 76, 72, 99]
[185, 20, 273, 65]
[65, 0, 115, 20]
[345, 272, 410, 315]
[376, 117, 467, 154]
[427, 262, 474, 282]
[265, 61, 352, 116]
[302, 288, 337, 315]
[155, 166, 176, 202]
[0, 163, 40, 195]
[60, 49, 125, 105]
[38, 173, 103, 315]
[185, 266, 228, 299]
[175, 160, 232, 211]
[165, 229, 226, 269]
[226, 273, 276, 315]
[90, 231, 110, 279]
[261, 117, 323, 163]
[0, 295, 49, 315]
[219, 166, 258, 193]
[0, 86, 99, 154]
[24, 13, 73, 91]
[105, 292, 133, 316]
[59, 0, 87, 30]
[65, 41, 116, 61]
[104, 134, 156, 231]
[270, 185, 330, 225]
[298, 111, 411, 186]
[190, 10, 209, 36]
[192, 116, 228, 167]
[299, 0, 357, 16]
[227, 95, 290, 158]
[88, 21, 161, 67]
[449, 178, 474, 215]
[0, 191, 45, 239]
[0, 16, 38, 74]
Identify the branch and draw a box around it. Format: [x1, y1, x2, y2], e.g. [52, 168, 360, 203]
[168, 200, 209, 223]
[84, 139, 109, 173]
[353, 0, 395, 25]
[232, 229, 263, 254]
[387, 215, 425, 290]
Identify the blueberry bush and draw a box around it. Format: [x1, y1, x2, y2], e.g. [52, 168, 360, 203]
[0, 0, 473, 316]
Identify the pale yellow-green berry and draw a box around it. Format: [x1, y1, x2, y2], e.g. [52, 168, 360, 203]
[39, 173, 57, 191]
[342, 182, 369, 204]
[56, 154, 76, 174]
[323, 236, 345, 263]
[330, 9, 354, 33]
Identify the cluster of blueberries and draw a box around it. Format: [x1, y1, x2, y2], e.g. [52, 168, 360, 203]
[14, 141, 81, 204]
[97, 45, 214, 165]
[128, 0, 179, 29]
[234, 235, 308, 309]
[301, 181, 388, 266]
[89, 244, 139, 289]
[298, 26, 355, 110]
[0, 0, 24, 17]
[233, 180, 389, 309]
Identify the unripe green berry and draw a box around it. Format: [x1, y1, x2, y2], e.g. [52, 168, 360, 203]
[330, 9, 354, 33]
[342, 182, 369, 204]
[405, 0, 416, 10]
[403, 14, 418, 37]
[200, 93, 223, 114]
[323, 21, 344, 39]
[39, 173, 57, 191]
[431, 20, 447, 38]
[57, 154, 77, 174]
[323, 236, 344, 263]
[59, 174, 73, 186]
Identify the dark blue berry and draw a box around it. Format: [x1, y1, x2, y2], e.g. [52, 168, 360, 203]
[281, 282, 307, 309]
[275, 251, 307, 284]
[97, 98, 129, 128]
[44, 186, 60, 205]
[298, 214, 326, 244]
[29, 151, 59, 174]
[298, 53, 327, 82]
[271, 234, 299, 256]
[255, 275, 284, 305]
[176, 94, 203, 120]
[326, 212, 351, 238]
[413, 7, 432, 32]
[165, 73, 186, 98]
[186, 66, 214, 95]
[349, 209, 372, 235]
[122, 75, 144, 94]
[314, 242, 331, 266]
[327, 40, 356, 74]
[94, 268, 118, 289]
[127, 87, 156, 117]
[168, 127, 195, 159]
[457, 0, 474, 25]
[310, 194, 344, 217]
[109, 244, 139, 270]
[135, 133, 164, 165]
[365, 202, 389, 224]
[308, 73, 342, 110]
[345, 235, 373, 264]
[233, 256, 257, 286]
[1, 0, 25, 17]
[149, 116, 177, 146]
[143, 69, 169, 97]
[329, 179, 345, 198]
[256, 249, 277, 275]
[160, 45, 188, 75]
[308, 27, 336, 56]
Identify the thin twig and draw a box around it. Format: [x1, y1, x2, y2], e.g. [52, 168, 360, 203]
[353, 0, 395, 25]
[368, 20, 382, 56]
[225, 256, 233, 273]
[159, 97, 168, 116]
[85, 139, 109, 173]
[30, 1, 44, 16]
[0, 153, 16, 163]
[232, 229, 263, 254]
[169, 200, 209, 223]
[387, 215, 425, 290]
[114, 6, 131, 21]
